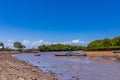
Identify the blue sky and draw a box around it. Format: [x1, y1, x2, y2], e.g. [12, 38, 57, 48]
[0, 0, 120, 44]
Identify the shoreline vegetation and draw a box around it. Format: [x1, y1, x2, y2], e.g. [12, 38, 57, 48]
[1, 36, 120, 61]
[87, 36, 120, 51]
[0, 36, 120, 52]
[38, 36, 120, 51]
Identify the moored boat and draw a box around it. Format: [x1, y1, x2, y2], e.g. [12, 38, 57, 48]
[55, 51, 87, 56]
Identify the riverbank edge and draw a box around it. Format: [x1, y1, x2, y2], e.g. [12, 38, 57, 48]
[0, 51, 58, 80]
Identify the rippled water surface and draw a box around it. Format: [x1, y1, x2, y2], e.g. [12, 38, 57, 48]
[12, 52, 120, 80]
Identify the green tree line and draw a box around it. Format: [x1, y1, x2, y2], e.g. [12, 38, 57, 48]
[38, 44, 86, 51]
[38, 36, 120, 51]
[1, 36, 120, 51]
[87, 36, 120, 50]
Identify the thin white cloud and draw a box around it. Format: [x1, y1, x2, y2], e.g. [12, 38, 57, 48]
[60, 39, 88, 46]
[22, 40, 30, 44]
[5, 39, 14, 48]
[71, 39, 80, 43]
[5, 39, 89, 49]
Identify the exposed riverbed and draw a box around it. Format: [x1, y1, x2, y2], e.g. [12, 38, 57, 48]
[12, 52, 120, 80]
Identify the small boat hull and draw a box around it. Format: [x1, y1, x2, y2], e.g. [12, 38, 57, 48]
[55, 54, 87, 56]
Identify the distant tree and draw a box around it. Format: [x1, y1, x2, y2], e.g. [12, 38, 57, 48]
[0, 42, 4, 49]
[102, 38, 112, 47]
[13, 42, 25, 50]
[87, 40, 103, 48]
[111, 36, 120, 46]
[38, 44, 46, 51]
[87, 36, 120, 50]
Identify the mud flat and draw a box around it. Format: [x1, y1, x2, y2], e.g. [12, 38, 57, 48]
[85, 51, 120, 61]
[85, 51, 119, 57]
[13, 51, 120, 80]
[0, 51, 58, 80]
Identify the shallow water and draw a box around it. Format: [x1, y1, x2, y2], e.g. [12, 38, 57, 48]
[12, 52, 120, 80]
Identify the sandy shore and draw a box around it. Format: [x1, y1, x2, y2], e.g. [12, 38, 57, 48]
[0, 51, 58, 80]
[85, 51, 120, 57]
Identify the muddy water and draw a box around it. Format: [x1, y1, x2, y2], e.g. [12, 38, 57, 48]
[12, 52, 120, 80]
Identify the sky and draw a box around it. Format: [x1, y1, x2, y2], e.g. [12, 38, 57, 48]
[0, 0, 120, 48]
